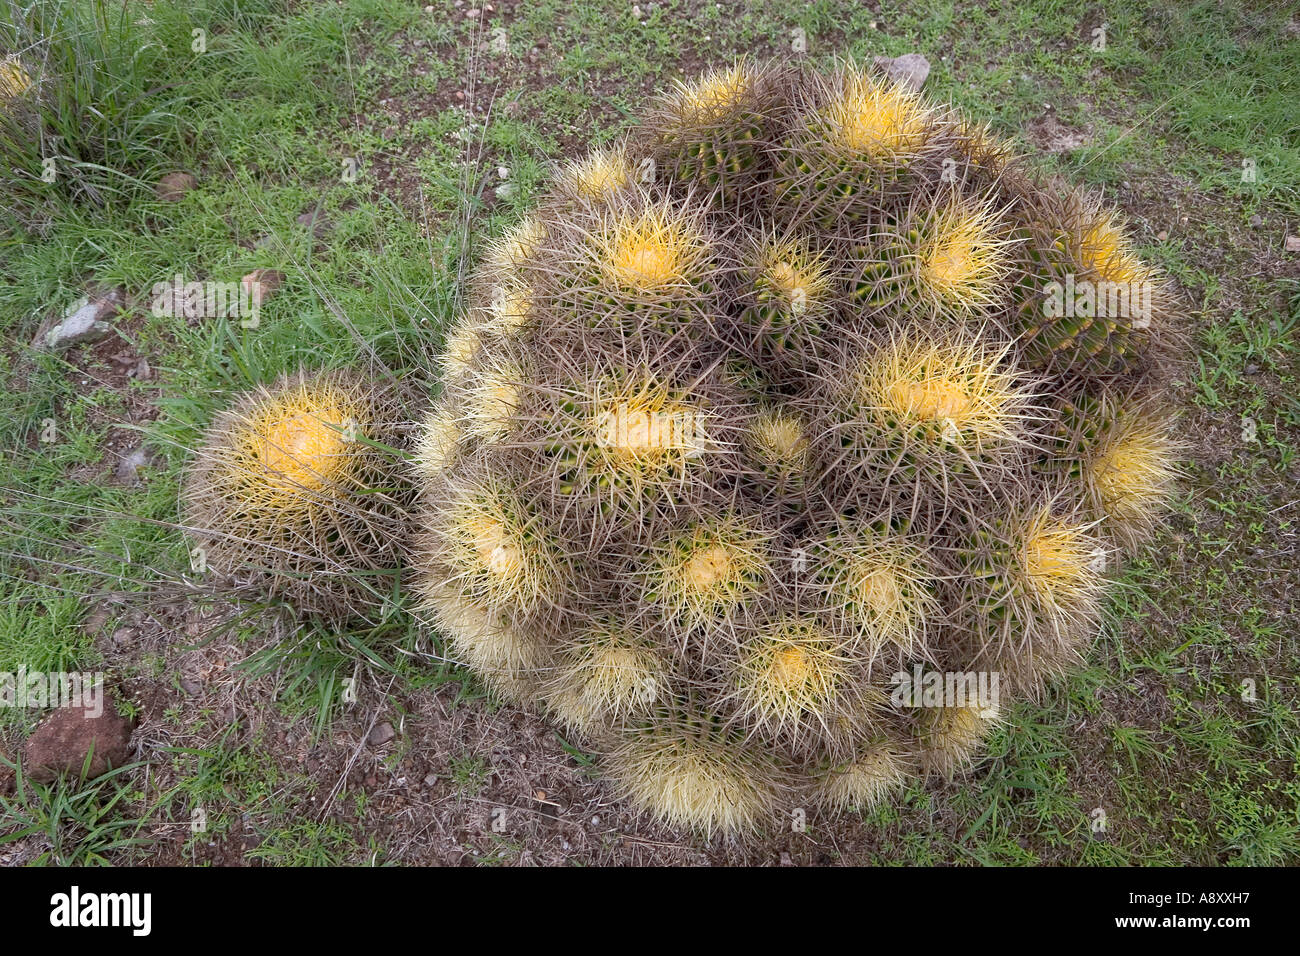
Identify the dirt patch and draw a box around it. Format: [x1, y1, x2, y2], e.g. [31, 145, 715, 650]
[1025, 110, 1092, 153]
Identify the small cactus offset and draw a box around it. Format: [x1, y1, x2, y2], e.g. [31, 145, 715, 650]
[183, 368, 410, 619]
[639, 62, 791, 211]
[409, 58, 1180, 837]
[1009, 182, 1175, 380]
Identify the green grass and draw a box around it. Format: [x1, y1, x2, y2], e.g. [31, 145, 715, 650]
[448, 752, 490, 796]
[0, 0, 1297, 865]
[0, 757, 151, 865]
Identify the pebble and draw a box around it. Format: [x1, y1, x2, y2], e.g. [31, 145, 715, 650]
[367, 721, 396, 746]
[155, 171, 197, 201]
[114, 446, 150, 486]
[42, 292, 122, 350]
[872, 53, 931, 92]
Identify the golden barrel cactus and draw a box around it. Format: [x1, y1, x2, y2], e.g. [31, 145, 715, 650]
[410, 59, 1179, 836]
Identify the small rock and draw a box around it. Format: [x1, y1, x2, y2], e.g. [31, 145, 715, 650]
[1285, 235, 1300, 253]
[367, 721, 396, 747]
[111, 626, 135, 646]
[423, 772, 438, 787]
[114, 446, 150, 486]
[22, 695, 133, 784]
[364, 774, 377, 787]
[155, 172, 197, 201]
[42, 291, 123, 350]
[1245, 364, 1260, 376]
[295, 210, 331, 237]
[873, 53, 931, 92]
[1157, 230, 1168, 241]
[132, 357, 152, 381]
[780, 851, 794, 866]
[1249, 214, 1262, 228]
[495, 183, 515, 200]
[632, 3, 642, 17]
[179, 677, 201, 696]
[254, 213, 326, 251]
[240, 268, 284, 310]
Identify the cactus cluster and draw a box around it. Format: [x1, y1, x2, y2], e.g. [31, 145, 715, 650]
[407, 59, 1178, 836]
[184, 59, 1178, 838]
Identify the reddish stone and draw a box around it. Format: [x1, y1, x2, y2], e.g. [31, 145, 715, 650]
[22, 697, 133, 783]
